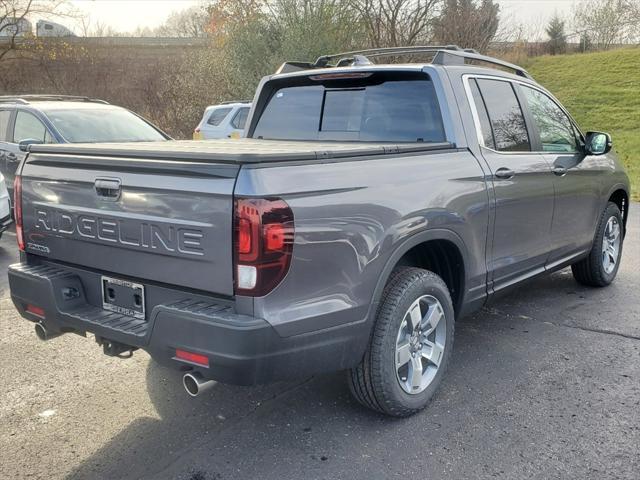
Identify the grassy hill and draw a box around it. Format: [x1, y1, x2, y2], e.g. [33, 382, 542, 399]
[526, 48, 639, 200]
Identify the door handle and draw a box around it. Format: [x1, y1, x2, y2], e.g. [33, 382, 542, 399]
[6, 153, 18, 162]
[552, 166, 568, 176]
[494, 167, 515, 179]
[94, 178, 121, 199]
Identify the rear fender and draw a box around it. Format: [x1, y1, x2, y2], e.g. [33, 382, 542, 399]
[362, 228, 471, 337]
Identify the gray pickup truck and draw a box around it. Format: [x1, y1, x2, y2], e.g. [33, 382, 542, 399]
[9, 46, 630, 417]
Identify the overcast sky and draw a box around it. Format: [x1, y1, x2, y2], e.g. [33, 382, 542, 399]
[66, 0, 577, 36]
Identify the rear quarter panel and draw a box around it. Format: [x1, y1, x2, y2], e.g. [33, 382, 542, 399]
[235, 150, 490, 338]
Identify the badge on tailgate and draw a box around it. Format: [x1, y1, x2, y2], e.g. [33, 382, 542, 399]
[101, 276, 145, 319]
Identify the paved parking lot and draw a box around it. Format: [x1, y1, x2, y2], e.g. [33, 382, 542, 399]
[1, 205, 638, 480]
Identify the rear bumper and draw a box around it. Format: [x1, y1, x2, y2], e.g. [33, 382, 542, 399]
[8, 261, 365, 385]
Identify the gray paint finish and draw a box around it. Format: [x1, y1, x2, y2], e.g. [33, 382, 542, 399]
[238, 150, 490, 337]
[20, 159, 238, 295]
[9, 60, 631, 385]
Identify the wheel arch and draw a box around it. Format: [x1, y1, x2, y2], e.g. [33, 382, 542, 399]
[607, 186, 629, 236]
[368, 229, 469, 323]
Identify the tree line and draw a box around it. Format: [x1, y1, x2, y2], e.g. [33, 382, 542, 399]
[1, 0, 639, 139]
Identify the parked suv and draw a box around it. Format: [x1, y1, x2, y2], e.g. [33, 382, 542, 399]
[0, 95, 170, 202]
[193, 101, 251, 139]
[9, 47, 629, 417]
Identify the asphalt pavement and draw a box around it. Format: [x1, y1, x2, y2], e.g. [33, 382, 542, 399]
[0, 205, 638, 480]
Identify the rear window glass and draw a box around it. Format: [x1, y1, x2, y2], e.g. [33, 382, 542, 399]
[253, 76, 446, 143]
[231, 107, 250, 129]
[207, 107, 232, 126]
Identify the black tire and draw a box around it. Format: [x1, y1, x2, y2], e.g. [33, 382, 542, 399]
[348, 267, 455, 417]
[572, 202, 624, 287]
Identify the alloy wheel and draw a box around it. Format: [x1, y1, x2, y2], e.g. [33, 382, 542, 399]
[602, 216, 621, 274]
[395, 295, 446, 395]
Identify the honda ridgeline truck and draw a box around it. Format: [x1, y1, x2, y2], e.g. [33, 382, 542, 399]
[9, 47, 630, 417]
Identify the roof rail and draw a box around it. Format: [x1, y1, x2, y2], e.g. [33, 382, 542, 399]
[0, 95, 110, 105]
[313, 45, 465, 67]
[219, 100, 252, 105]
[275, 45, 532, 79]
[431, 49, 532, 79]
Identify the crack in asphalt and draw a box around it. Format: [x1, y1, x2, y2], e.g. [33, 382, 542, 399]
[483, 307, 640, 341]
[556, 322, 640, 341]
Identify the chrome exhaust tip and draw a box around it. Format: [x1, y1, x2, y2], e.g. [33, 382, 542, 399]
[34, 322, 61, 341]
[182, 372, 215, 397]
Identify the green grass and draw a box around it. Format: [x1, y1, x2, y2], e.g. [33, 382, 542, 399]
[526, 48, 640, 200]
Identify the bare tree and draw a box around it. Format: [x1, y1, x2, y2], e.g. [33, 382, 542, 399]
[268, 0, 362, 57]
[155, 5, 209, 38]
[206, 0, 265, 37]
[89, 19, 120, 37]
[433, 0, 500, 52]
[573, 0, 640, 49]
[1, 0, 69, 61]
[348, 0, 442, 47]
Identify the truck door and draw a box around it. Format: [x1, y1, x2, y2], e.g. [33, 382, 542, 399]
[467, 77, 554, 292]
[517, 84, 603, 268]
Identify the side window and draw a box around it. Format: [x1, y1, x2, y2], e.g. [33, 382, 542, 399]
[469, 80, 496, 150]
[231, 107, 249, 130]
[207, 107, 232, 126]
[521, 86, 578, 153]
[13, 111, 54, 143]
[476, 79, 531, 152]
[0, 110, 11, 141]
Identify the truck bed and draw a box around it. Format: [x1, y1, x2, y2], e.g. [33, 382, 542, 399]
[29, 138, 454, 164]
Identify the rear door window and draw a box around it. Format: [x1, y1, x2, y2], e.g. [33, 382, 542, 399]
[253, 74, 446, 143]
[0, 110, 11, 141]
[476, 79, 531, 152]
[13, 111, 54, 144]
[207, 107, 232, 127]
[468, 80, 496, 150]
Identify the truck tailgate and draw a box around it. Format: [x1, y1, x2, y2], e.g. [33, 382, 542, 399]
[20, 152, 239, 296]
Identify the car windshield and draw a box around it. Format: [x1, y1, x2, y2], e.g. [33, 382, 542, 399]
[45, 107, 166, 143]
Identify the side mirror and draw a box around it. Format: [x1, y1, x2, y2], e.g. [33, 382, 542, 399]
[18, 138, 44, 152]
[585, 131, 612, 155]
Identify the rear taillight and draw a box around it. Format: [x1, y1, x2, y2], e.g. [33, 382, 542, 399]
[195, 127, 201, 133]
[234, 197, 294, 296]
[13, 175, 24, 251]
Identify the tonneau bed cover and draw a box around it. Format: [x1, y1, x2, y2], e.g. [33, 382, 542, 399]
[28, 138, 454, 164]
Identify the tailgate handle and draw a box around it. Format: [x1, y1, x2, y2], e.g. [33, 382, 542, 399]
[95, 178, 121, 199]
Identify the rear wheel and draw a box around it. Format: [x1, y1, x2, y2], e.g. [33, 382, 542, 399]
[348, 267, 454, 417]
[572, 202, 624, 287]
